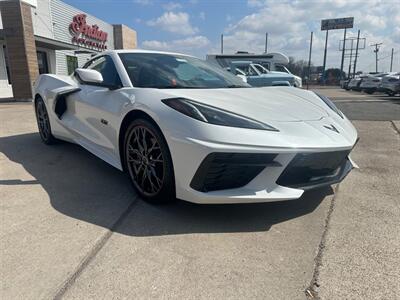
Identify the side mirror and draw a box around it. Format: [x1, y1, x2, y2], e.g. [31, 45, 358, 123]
[236, 74, 247, 83]
[75, 68, 103, 84]
[75, 68, 120, 90]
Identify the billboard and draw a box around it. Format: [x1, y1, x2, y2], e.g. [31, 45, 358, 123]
[321, 17, 354, 30]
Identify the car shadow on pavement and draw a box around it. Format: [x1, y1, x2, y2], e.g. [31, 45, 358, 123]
[0, 132, 332, 236]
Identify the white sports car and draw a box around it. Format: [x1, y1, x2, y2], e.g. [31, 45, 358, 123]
[34, 50, 358, 204]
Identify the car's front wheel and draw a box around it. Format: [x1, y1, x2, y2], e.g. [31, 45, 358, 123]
[124, 119, 175, 204]
[35, 97, 57, 145]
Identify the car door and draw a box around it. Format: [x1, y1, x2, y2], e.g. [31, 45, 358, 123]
[65, 55, 129, 168]
[246, 65, 269, 87]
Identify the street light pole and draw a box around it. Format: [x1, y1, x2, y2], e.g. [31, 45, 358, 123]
[348, 39, 354, 80]
[322, 30, 329, 84]
[390, 48, 394, 72]
[340, 28, 347, 81]
[221, 34, 224, 54]
[307, 31, 313, 90]
[353, 30, 360, 78]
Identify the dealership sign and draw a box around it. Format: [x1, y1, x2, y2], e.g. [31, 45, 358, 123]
[321, 17, 354, 31]
[69, 14, 108, 50]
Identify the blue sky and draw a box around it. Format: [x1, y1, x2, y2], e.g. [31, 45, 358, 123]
[63, 0, 399, 72]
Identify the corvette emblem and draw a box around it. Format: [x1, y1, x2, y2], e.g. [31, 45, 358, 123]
[323, 124, 339, 133]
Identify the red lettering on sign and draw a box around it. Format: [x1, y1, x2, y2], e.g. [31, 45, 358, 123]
[69, 14, 108, 50]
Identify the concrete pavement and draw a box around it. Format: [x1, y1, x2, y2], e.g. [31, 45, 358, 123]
[1, 91, 399, 299]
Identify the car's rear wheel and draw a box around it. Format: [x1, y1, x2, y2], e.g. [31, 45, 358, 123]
[124, 119, 175, 204]
[35, 97, 57, 145]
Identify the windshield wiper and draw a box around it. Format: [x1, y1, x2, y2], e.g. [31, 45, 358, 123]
[156, 86, 209, 89]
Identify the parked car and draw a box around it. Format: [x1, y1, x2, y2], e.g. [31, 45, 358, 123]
[348, 78, 363, 91]
[228, 61, 296, 87]
[359, 75, 382, 94]
[33, 50, 358, 204]
[340, 79, 350, 90]
[360, 73, 396, 94]
[378, 73, 400, 96]
[207, 52, 302, 87]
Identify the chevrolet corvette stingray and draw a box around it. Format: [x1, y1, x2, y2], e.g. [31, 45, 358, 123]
[33, 50, 358, 204]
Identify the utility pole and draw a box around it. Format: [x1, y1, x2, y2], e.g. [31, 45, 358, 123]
[353, 30, 360, 78]
[322, 30, 329, 84]
[265, 32, 268, 53]
[370, 42, 382, 73]
[307, 31, 313, 90]
[390, 48, 394, 72]
[221, 34, 224, 54]
[340, 28, 347, 80]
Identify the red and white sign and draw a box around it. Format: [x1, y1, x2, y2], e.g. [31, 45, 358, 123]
[69, 14, 108, 50]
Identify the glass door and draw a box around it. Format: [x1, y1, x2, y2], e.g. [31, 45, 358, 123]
[37, 51, 49, 74]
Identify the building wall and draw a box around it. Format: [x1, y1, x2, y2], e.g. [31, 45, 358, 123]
[31, 0, 54, 39]
[49, 0, 115, 75]
[0, 0, 39, 100]
[114, 24, 137, 49]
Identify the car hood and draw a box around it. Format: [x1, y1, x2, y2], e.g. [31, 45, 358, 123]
[159, 87, 330, 122]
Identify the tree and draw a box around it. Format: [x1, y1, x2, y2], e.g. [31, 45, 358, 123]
[287, 56, 312, 79]
[323, 68, 346, 84]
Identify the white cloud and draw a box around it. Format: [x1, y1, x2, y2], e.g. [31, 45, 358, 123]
[147, 12, 198, 35]
[163, 2, 182, 11]
[142, 35, 210, 51]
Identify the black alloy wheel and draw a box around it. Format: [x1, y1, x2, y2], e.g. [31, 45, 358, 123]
[124, 119, 175, 203]
[35, 98, 56, 144]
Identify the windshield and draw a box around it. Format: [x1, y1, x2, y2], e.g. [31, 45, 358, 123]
[119, 53, 250, 89]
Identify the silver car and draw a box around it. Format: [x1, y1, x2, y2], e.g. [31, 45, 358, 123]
[378, 73, 400, 96]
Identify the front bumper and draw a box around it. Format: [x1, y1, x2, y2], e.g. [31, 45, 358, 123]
[169, 137, 356, 204]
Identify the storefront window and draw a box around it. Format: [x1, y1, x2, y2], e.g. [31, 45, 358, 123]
[66, 55, 78, 75]
[37, 51, 49, 74]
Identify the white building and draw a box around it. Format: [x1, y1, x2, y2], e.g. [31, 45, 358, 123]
[0, 0, 137, 100]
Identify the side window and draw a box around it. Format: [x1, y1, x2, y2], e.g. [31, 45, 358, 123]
[84, 56, 122, 87]
[260, 62, 270, 71]
[66, 55, 78, 75]
[275, 65, 288, 73]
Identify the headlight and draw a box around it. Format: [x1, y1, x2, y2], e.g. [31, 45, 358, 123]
[315, 92, 344, 118]
[162, 98, 279, 131]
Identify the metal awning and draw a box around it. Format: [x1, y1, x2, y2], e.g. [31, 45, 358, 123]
[34, 35, 79, 51]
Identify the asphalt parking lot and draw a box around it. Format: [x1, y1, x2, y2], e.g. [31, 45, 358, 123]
[1, 87, 399, 299]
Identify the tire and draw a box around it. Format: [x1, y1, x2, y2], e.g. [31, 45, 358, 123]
[35, 97, 57, 145]
[123, 118, 175, 204]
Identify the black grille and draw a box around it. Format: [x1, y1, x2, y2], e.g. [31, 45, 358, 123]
[276, 150, 350, 188]
[190, 153, 278, 192]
